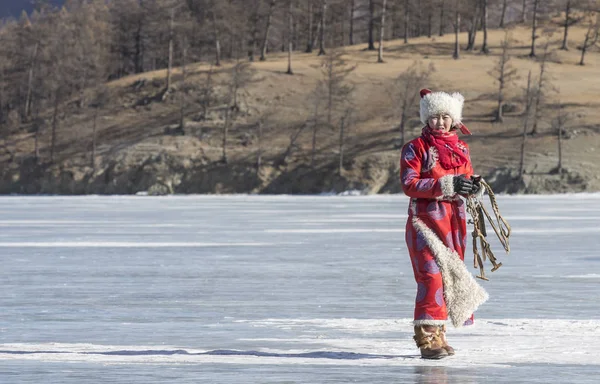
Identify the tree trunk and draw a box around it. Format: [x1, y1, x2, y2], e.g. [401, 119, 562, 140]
[25, 42, 39, 120]
[327, 66, 333, 127]
[311, 121, 318, 168]
[416, 1, 422, 37]
[368, 0, 376, 50]
[201, 65, 213, 118]
[439, 0, 445, 36]
[256, 120, 263, 170]
[340, 4, 345, 46]
[91, 110, 97, 171]
[529, 0, 539, 57]
[561, 0, 571, 50]
[179, 41, 188, 133]
[50, 93, 59, 164]
[33, 111, 40, 164]
[311, 92, 320, 168]
[404, 0, 409, 44]
[557, 106, 563, 174]
[78, 66, 88, 109]
[306, 0, 314, 52]
[531, 48, 547, 135]
[135, 21, 144, 73]
[222, 107, 230, 164]
[287, 0, 294, 74]
[312, 14, 321, 49]
[212, 12, 222, 66]
[34, 125, 39, 164]
[167, 8, 175, 90]
[283, 122, 307, 164]
[261, 0, 276, 61]
[579, 42, 588, 66]
[428, 10, 432, 38]
[318, 0, 327, 55]
[248, 1, 260, 60]
[579, 15, 599, 66]
[481, 0, 489, 53]
[390, 1, 397, 38]
[338, 115, 345, 176]
[499, 0, 507, 28]
[0, 66, 5, 124]
[578, 20, 597, 66]
[521, 0, 527, 23]
[378, 0, 388, 63]
[349, 0, 355, 45]
[496, 60, 505, 122]
[231, 24, 237, 58]
[453, 9, 460, 59]
[495, 36, 511, 122]
[496, 93, 504, 122]
[519, 71, 533, 179]
[467, 3, 480, 51]
[293, 4, 299, 50]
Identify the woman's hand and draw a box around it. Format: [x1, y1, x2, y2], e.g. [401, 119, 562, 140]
[453, 175, 473, 195]
[470, 175, 482, 194]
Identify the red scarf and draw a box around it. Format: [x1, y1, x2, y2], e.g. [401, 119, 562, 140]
[421, 126, 469, 170]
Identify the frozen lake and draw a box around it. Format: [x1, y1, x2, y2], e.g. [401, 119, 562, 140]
[1, 194, 600, 383]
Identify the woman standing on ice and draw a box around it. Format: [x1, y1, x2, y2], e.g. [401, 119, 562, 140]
[400, 89, 488, 359]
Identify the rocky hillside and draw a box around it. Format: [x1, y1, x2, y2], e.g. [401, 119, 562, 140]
[1, 25, 599, 195]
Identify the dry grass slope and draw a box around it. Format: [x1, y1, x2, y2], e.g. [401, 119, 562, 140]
[2, 23, 599, 193]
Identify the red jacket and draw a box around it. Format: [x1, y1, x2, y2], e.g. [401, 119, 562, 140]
[400, 135, 474, 203]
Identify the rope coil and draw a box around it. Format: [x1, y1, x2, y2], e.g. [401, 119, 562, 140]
[466, 180, 511, 281]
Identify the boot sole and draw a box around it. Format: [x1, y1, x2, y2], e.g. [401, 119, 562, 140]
[421, 354, 449, 360]
[420, 350, 449, 359]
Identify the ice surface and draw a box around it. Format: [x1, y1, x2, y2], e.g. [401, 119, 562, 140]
[1, 194, 600, 383]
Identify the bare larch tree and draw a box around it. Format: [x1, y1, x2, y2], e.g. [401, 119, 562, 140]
[489, 33, 518, 122]
[499, 0, 508, 28]
[519, 70, 534, 179]
[578, 11, 599, 66]
[481, 0, 490, 54]
[453, 0, 461, 59]
[530, 44, 553, 135]
[529, 0, 539, 57]
[318, 0, 328, 55]
[287, 0, 295, 74]
[368, 0, 376, 50]
[261, 0, 277, 61]
[222, 61, 256, 163]
[378, 0, 388, 63]
[552, 95, 569, 174]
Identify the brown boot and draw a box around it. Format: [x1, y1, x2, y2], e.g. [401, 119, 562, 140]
[413, 325, 449, 359]
[439, 325, 455, 355]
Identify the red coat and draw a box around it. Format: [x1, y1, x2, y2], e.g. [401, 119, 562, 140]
[400, 133, 480, 326]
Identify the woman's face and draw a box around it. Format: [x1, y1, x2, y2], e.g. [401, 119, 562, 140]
[428, 113, 453, 133]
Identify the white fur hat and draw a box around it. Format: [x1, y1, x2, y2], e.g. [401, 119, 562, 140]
[419, 89, 465, 126]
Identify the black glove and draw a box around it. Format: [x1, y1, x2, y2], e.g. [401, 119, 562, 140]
[453, 174, 473, 195]
[470, 175, 482, 194]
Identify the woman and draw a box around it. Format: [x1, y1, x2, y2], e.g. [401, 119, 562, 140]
[400, 89, 488, 359]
